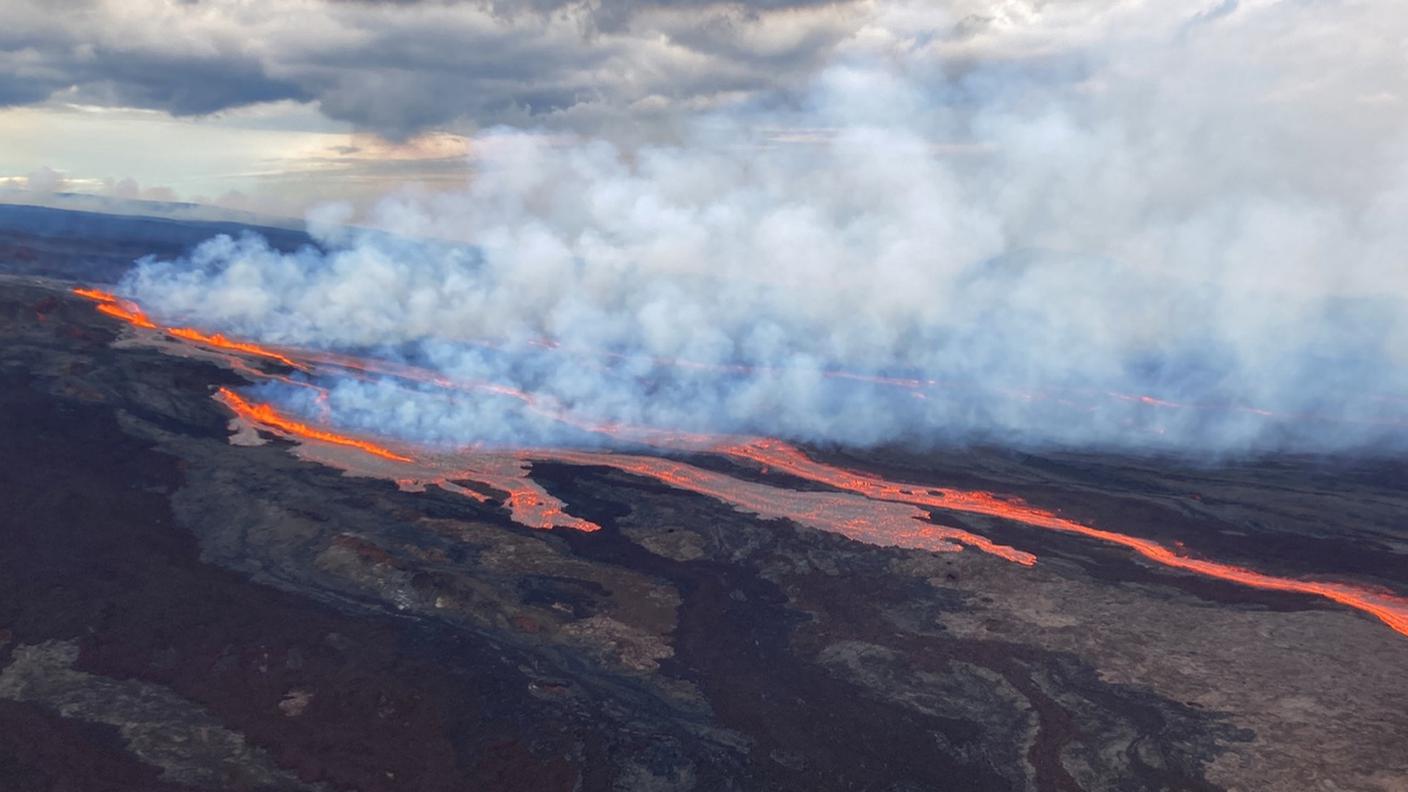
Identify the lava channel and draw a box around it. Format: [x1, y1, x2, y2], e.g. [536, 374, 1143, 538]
[716, 439, 1408, 638]
[217, 387, 413, 463]
[518, 448, 1034, 563]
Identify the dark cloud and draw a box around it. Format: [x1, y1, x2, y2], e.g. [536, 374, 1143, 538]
[0, 79, 54, 107]
[0, 5, 309, 116]
[342, 0, 849, 29]
[483, 0, 849, 33]
[0, 0, 869, 137]
[81, 51, 312, 116]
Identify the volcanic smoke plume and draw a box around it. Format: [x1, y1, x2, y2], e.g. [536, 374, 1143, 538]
[116, 1, 1408, 454]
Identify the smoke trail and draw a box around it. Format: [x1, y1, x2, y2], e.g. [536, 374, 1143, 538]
[119, 1, 1408, 453]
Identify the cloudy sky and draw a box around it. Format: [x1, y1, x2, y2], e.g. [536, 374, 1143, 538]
[0, 0, 856, 212]
[69, 0, 1402, 452]
[2, 1, 1403, 216]
[1, 0, 1372, 216]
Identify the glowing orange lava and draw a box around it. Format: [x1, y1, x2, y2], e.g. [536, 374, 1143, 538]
[217, 384, 599, 532]
[301, 348, 725, 448]
[95, 302, 158, 329]
[74, 287, 304, 368]
[73, 288, 159, 329]
[525, 449, 1034, 563]
[431, 459, 601, 533]
[72, 287, 118, 303]
[716, 439, 1408, 638]
[69, 284, 1408, 638]
[216, 387, 413, 463]
[168, 327, 307, 370]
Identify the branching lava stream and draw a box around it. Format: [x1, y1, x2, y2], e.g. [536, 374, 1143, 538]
[715, 439, 1408, 637]
[72, 285, 1408, 639]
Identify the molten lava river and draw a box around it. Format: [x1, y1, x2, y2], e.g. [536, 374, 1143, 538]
[74, 287, 1408, 640]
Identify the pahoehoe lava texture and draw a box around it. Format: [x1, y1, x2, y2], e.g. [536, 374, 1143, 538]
[1, 261, 1407, 790]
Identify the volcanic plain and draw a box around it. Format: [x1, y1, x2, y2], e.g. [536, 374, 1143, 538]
[2, 209, 1407, 791]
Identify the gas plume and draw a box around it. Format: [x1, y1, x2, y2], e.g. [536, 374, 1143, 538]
[117, 1, 1408, 454]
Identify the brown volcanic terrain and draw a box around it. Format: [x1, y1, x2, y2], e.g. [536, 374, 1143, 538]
[2, 257, 1408, 790]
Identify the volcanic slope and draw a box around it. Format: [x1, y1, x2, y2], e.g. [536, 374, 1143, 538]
[1, 267, 1407, 790]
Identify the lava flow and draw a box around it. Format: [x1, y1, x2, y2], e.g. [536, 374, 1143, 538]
[220, 401, 599, 533]
[71, 284, 1408, 639]
[71, 286, 601, 533]
[71, 287, 120, 303]
[213, 373, 1016, 554]
[217, 387, 412, 463]
[717, 439, 1408, 638]
[524, 449, 1035, 563]
[73, 288, 159, 329]
[432, 464, 600, 533]
[168, 327, 307, 370]
[299, 346, 726, 449]
[73, 288, 304, 368]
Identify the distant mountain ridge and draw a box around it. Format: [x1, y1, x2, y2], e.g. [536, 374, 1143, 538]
[0, 202, 315, 284]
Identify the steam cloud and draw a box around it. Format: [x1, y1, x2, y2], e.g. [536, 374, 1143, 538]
[120, 1, 1408, 454]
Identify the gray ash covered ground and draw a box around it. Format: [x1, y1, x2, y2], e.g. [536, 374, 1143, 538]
[1, 207, 1406, 791]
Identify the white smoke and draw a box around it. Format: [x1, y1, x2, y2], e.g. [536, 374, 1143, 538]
[121, 0, 1408, 453]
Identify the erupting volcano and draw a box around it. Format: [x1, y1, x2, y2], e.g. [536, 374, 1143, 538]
[9, 1, 1408, 782]
[70, 286, 1408, 640]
